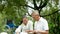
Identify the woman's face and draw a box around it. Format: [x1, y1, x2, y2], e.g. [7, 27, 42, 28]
[23, 17, 28, 25]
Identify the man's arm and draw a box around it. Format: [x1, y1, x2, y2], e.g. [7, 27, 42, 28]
[34, 30, 49, 34]
[16, 32, 20, 34]
[25, 30, 49, 34]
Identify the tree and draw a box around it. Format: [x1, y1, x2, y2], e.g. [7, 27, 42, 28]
[0, 0, 60, 34]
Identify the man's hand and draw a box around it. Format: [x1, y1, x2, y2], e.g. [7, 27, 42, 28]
[25, 30, 39, 33]
[34, 30, 49, 34]
[25, 30, 33, 32]
[25, 30, 34, 34]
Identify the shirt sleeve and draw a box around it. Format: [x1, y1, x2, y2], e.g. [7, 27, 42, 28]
[43, 20, 49, 30]
[28, 20, 33, 30]
[15, 26, 21, 32]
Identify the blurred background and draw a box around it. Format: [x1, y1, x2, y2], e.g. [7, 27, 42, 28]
[0, 0, 60, 34]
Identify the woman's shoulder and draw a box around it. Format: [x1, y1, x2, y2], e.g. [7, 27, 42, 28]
[27, 20, 33, 26]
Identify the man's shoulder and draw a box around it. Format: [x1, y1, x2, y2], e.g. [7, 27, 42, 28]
[40, 17, 48, 24]
[40, 17, 47, 22]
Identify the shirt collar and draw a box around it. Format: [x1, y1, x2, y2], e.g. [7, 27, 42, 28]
[37, 17, 42, 22]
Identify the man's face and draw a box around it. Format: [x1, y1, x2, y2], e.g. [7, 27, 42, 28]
[32, 13, 39, 21]
[23, 17, 28, 25]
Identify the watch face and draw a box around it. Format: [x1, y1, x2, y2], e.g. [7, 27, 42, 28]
[20, 32, 28, 34]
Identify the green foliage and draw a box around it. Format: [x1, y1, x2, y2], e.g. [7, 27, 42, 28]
[7, 0, 26, 6]
[0, 13, 6, 32]
[0, 0, 60, 34]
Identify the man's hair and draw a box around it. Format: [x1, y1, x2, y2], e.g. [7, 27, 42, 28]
[31, 10, 39, 15]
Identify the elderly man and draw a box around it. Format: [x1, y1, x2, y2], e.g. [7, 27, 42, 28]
[15, 16, 33, 34]
[26, 10, 49, 34]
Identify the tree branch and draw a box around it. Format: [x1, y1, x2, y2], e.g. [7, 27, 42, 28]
[39, 0, 42, 8]
[33, 0, 38, 10]
[41, 9, 60, 17]
[27, 11, 31, 16]
[39, 0, 49, 9]
[37, 0, 49, 15]
[25, 4, 34, 9]
[20, 4, 35, 10]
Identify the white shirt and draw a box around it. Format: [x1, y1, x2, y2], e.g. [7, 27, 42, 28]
[15, 20, 33, 32]
[0, 32, 8, 34]
[34, 17, 49, 31]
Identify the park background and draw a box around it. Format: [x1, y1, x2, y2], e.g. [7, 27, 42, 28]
[0, 0, 60, 34]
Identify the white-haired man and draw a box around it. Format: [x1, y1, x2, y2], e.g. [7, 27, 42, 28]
[26, 10, 49, 34]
